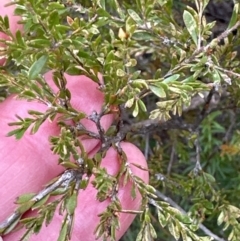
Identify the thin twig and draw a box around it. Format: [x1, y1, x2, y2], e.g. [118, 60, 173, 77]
[167, 145, 176, 176]
[0, 170, 77, 235]
[222, 110, 236, 143]
[154, 190, 227, 241]
[193, 87, 216, 129]
[165, 20, 240, 78]
[193, 135, 202, 176]
[88, 110, 107, 143]
[144, 133, 150, 159]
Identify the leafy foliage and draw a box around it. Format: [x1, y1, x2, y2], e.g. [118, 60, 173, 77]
[1, 0, 240, 240]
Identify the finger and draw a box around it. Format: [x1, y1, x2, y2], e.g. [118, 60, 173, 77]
[0, 0, 22, 65]
[0, 73, 113, 221]
[3, 142, 149, 241]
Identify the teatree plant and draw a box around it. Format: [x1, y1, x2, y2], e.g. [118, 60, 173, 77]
[1, 0, 240, 240]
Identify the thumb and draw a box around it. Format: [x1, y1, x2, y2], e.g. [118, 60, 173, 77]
[3, 143, 149, 241]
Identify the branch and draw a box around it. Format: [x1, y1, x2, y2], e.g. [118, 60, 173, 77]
[154, 190, 227, 241]
[165, 20, 240, 78]
[0, 170, 79, 235]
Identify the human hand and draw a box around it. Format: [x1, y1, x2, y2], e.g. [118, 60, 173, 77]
[0, 1, 149, 241]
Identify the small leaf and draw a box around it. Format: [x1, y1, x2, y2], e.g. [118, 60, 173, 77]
[203, 172, 215, 183]
[20, 90, 36, 99]
[66, 66, 88, 76]
[15, 30, 25, 46]
[163, 74, 180, 83]
[66, 192, 78, 215]
[15, 193, 36, 204]
[129, 181, 136, 198]
[228, 3, 239, 29]
[168, 221, 178, 240]
[183, 10, 198, 46]
[217, 211, 225, 226]
[127, 9, 143, 24]
[132, 101, 139, 117]
[118, 27, 127, 40]
[32, 194, 50, 210]
[3, 16, 9, 29]
[149, 223, 157, 238]
[116, 69, 126, 77]
[28, 55, 48, 80]
[157, 209, 168, 227]
[126, 16, 136, 35]
[7, 128, 28, 140]
[149, 84, 166, 98]
[138, 99, 147, 112]
[31, 118, 46, 134]
[169, 86, 182, 94]
[17, 200, 35, 213]
[125, 98, 135, 108]
[57, 217, 68, 241]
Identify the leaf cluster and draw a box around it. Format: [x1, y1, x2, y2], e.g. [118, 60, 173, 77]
[1, 0, 240, 241]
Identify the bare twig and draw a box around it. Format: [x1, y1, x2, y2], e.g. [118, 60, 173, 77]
[193, 87, 216, 129]
[167, 145, 176, 176]
[144, 133, 150, 159]
[88, 110, 107, 144]
[193, 135, 202, 176]
[222, 110, 236, 143]
[0, 170, 78, 235]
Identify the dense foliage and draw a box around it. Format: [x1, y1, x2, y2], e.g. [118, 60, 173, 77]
[1, 0, 240, 240]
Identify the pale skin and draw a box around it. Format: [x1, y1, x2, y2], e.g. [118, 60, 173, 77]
[0, 1, 149, 241]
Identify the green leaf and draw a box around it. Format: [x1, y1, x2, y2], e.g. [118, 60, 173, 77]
[116, 69, 126, 77]
[168, 220, 178, 239]
[15, 193, 36, 204]
[131, 184, 137, 199]
[17, 200, 35, 214]
[57, 217, 68, 241]
[66, 192, 78, 215]
[48, 10, 60, 29]
[127, 9, 143, 25]
[126, 16, 136, 35]
[97, 8, 111, 18]
[217, 211, 225, 226]
[28, 55, 48, 80]
[132, 101, 139, 117]
[138, 99, 147, 112]
[15, 30, 25, 46]
[48, 2, 65, 10]
[157, 209, 168, 227]
[149, 223, 157, 238]
[228, 3, 239, 29]
[31, 118, 46, 134]
[132, 30, 153, 40]
[3, 16, 9, 29]
[203, 172, 215, 183]
[7, 128, 28, 140]
[149, 84, 166, 98]
[183, 10, 198, 46]
[163, 74, 180, 83]
[125, 98, 135, 108]
[169, 85, 189, 93]
[202, 0, 210, 11]
[32, 194, 50, 210]
[66, 66, 89, 76]
[20, 90, 36, 99]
